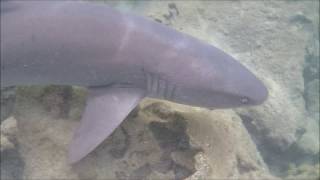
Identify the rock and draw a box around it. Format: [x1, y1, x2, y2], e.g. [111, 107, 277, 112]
[0, 116, 25, 180]
[148, 117, 191, 152]
[285, 163, 320, 180]
[15, 85, 87, 121]
[10, 86, 276, 179]
[303, 41, 319, 85]
[1, 116, 18, 137]
[0, 87, 16, 121]
[143, 102, 174, 119]
[1, 116, 18, 152]
[236, 78, 305, 152]
[237, 79, 318, 177]
[296, 118, 319, 155]
[68, 86, 87, 121]
[1, 135, 15, 152]
[304, 79, 320, 120]
[1, 148, 25, 180]
[106, 126, 130, 159]
[13, 86, 79, 179]
[180, 107, 275, 179]
[39, 85, 73, 119]
[171, 151, 198, 177]
[127, 105, 141, 119]
[186, 152, 211, 180]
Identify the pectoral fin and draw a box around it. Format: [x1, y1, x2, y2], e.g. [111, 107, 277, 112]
[68, 86, 145, 164]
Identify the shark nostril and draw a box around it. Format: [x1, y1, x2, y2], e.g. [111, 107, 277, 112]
[240, 97, 249, 104]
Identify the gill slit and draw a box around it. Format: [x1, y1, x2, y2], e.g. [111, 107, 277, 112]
[169, 84, 176, 101]
[142, 70, 176, 100]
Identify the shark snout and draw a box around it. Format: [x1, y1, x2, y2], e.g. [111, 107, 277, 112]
[234, 69, 269, 106]
[220, 62, 269, 107]
[246, 78, 268, 105]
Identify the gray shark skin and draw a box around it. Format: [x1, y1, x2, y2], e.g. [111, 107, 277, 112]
[1, 1, 268, 163]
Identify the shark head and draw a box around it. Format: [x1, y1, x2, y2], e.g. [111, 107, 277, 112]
[158, 39, 268, 109]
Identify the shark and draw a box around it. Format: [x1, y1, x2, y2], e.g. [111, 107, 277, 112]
[1, 1, 268, 163]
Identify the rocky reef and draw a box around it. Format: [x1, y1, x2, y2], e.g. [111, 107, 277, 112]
[1, 0, 319, 179]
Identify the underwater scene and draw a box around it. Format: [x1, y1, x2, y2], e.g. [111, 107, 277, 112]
[1, 0, 319, 179]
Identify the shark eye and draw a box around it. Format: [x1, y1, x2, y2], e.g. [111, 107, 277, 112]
[240, 97, 249, 104]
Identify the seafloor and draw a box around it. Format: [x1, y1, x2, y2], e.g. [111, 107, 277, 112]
[1, 0, 319, 179]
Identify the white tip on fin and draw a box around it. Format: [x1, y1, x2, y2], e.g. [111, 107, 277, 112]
[68, 86, 145, 164]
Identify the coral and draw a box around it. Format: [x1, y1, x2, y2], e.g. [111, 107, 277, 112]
[285, 163, 320, 180]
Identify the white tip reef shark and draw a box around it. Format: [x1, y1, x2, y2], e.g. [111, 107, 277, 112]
[1, 1, 268, 164]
